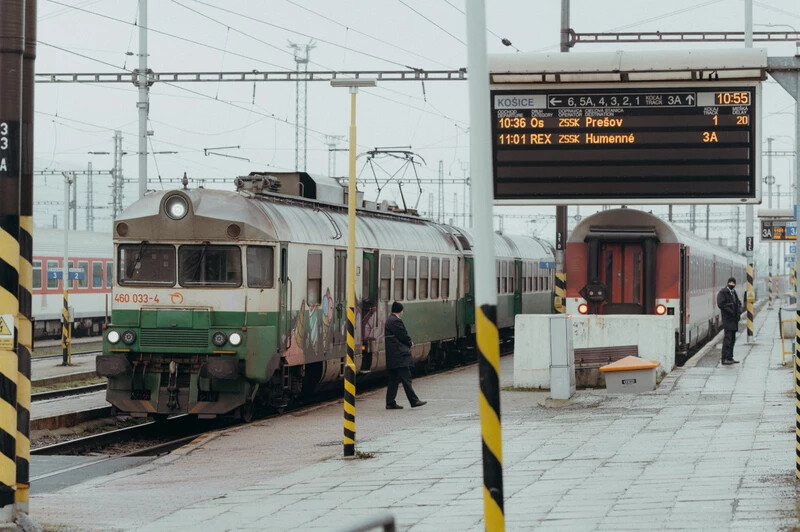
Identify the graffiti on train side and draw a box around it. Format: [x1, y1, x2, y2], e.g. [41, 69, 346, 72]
[282, 287, 386, 365]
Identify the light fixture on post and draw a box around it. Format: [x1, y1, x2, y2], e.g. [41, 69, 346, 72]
[330, 77, 376, 458]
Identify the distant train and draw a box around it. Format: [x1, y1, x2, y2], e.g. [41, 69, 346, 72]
[97, 172, 556, 419]
[32, 228, 113, 338]
[566, 208, 746, 363]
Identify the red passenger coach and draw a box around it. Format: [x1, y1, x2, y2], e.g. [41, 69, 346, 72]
[566, 209, 745, 363]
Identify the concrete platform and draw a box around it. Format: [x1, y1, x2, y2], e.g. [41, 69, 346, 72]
[32, 352, 98, 384]
[30, 306, 800, 531]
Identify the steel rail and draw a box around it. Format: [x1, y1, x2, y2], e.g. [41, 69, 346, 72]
[31, 383, 107, 402]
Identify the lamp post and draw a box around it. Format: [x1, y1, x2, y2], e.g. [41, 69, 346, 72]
[330, 78, 376, 458]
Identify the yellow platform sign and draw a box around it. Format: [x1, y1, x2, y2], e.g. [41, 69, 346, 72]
[0, 314, 14, 349]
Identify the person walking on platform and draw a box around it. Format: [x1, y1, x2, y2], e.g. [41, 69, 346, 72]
[385, 302, 426, 409]
[717, 276, 742, 365]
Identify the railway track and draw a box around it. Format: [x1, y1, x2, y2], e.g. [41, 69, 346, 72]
[31, 414, 231, 456]
[32, 350, 101, 361]
[32, 383, 107, 402]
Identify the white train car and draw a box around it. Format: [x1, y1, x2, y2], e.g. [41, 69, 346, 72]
[32, 228, 113, 338]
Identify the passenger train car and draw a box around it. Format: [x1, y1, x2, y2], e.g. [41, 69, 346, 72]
[565, 208, 746, 363]
[31, 228, 113, 338]
[97, 172, 555, 419]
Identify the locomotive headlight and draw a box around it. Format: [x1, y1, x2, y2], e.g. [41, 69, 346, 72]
[107, 330, 121, 344]
[577, 303, 589, 315]
[228, 332, 242, 346]
[212, 331, 227, 347]
[164, 195, 189, 220]
[655, 304, 667, 315]
[121, 330, 137, 345]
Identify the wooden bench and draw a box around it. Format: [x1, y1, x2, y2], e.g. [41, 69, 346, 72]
[574, 345, 639, 368]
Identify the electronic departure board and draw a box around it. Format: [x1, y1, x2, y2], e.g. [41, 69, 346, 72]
[491, 86, 757, 203]
[760, 220, 797, 241]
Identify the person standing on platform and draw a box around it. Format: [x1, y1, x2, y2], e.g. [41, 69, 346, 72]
[384, 302, 426, 409]
[717, 276, 742, 365]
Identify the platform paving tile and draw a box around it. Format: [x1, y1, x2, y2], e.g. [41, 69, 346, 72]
[50, 307, 800, 531]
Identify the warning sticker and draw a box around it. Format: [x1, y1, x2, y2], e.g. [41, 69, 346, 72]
[0, 314, 14, 350]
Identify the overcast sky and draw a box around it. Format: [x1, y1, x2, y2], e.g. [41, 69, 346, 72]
[32, 0, 799, 267]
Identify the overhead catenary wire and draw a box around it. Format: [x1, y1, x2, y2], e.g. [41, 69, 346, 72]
[37, 41, 340, 141]
[397, 0, 465, 45]
[284, 0, 457, 69]
[187, 0, 415, 69]
[43, 0, 293, 71]
[442, 0, 521, 52]
[167, 0, 461, 125]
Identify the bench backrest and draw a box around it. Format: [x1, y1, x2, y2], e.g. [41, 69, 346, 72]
[574, 345, 639, 367]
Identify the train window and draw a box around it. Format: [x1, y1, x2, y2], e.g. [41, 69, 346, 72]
[419, 257, 428, 299]
[501, 261, 508, 294]
[528, 263, 534, 293]
[179, 245, 241, 287]
[496, 261, 501, 293]
[431, 258, 440, 299]
[463, 259, 471, 296]
[407, 257, 417, 300]
[246, 246, 274, 288]
[68, 261, 75, 290]
[307, 251, 322, 305]
[394, 256, 405, 301]
[32, 261, 41, 290]
[92, 262, 103, 289]
[380, 255, 391, 301]
[119, 244, 175, 287]
[442, 258, 450, 298]
[77, 261, 89, 289]
[523, 263, 529, 293]
[509, 262, 516, 293]
[106, 261, 113, 288]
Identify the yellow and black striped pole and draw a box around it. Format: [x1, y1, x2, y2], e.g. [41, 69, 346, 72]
[769, 271, 773, 308]
[15, 215, 30, 512]
[61, 290, 71, 366]
[466, 3, 504, 529]
[0, 0, 25, 521]
[337, 82, 369, 458]
[795, 308, 800, 480]
[476, 304, 504, 529]
[15, 0, 35, 511]
[554, 272, 566, 314]
[747, 264, 754, 340]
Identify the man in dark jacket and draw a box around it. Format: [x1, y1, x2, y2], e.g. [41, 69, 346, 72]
[716, 276, 742, 365]
[385, 302, 426, 409]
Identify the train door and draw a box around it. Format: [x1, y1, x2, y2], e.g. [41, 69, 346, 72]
[513, 259, 523, 315]
[599, 243, 644, 314]
[678, 245, 688, 353]
[360, 251, 378, 372]
[278, 244, 290, 350]
[333, 250, 347, 349]
[463, 258, 475, 327]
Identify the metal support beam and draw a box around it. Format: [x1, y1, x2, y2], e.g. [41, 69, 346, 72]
[567, 30, 799, 47]
[35, 69, 468, 84]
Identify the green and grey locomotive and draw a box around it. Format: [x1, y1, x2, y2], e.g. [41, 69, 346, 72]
[96, 172, 554, 419]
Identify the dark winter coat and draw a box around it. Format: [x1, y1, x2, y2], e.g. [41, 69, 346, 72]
[385, 313, 412, 370]
[716, 286, 741, 331]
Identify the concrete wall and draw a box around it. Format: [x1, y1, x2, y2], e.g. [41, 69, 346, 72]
[572, 315, 675, 376]
[513, 315, 557, 389]
[514, 314, 675, 390]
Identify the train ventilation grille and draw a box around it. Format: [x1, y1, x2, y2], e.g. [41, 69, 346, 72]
[140, 329, 207, 348]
